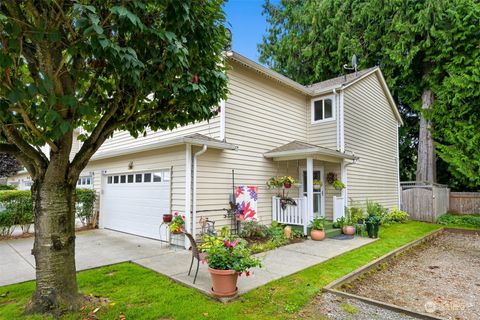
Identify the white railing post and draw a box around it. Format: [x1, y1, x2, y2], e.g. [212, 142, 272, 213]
[303, 196, 308, 234]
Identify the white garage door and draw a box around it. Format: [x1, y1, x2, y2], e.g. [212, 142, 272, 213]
[102, 170, 171, 239]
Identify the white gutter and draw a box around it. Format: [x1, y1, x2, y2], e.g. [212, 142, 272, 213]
[91, 135, 236, 160]
[264, 147, 357, 160]
[219, 100, 226, 141]
[184, 144, 192, 248]
[192, 145, 208, 240]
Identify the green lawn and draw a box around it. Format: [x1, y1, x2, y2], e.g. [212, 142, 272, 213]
[0, 221, 441, 320]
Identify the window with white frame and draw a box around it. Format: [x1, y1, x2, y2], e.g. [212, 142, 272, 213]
[311, 96, 335, 123]
[106, 170, 171, 185]
[77, 176, 93, 187]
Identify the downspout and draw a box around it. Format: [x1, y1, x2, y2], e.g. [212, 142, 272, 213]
[192, 144, 208, 240]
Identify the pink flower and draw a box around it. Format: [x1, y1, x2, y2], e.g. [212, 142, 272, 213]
[231, 240, 239, 247]
[223, 239, 230, 248]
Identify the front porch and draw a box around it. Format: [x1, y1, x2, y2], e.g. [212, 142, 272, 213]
[264, 141, 358, 233]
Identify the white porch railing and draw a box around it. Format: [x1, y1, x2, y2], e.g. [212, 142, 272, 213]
[333, 196, 345, 221]
[272, 196, 308, 234]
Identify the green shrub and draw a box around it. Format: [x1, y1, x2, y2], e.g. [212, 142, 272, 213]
[0, 184, 17, 191]
[239, 220, 268, 239]
[75, 189, 97, 227]
[382, 208, 409, 225]
[0, 190, 32, 236]
[0, 189, 96, 234]
[437, 213, 480, 228]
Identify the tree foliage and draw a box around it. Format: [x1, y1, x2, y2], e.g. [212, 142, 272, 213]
[0, 0, 229, 181]
[0, 0, 229, 313]
[0, 152, 20, 177]
[259, 0, 480, 189]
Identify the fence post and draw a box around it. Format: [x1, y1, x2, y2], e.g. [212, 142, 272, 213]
[303, 196, 308, 235]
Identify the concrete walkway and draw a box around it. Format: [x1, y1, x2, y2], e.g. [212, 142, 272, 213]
[135, 236, 376, 296]
[0, 229, 172, 286]
[1, 229, 375, 297]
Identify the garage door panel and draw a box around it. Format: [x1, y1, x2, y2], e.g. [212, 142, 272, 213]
[102, 171, 171, 240]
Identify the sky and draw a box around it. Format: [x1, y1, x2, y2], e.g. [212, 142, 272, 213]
[223, 0, 279, 63]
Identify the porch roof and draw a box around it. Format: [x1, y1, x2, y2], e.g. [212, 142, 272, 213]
[263, 140, 358, 162]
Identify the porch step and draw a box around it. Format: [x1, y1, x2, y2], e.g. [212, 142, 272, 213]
[325, 228, 342, 238]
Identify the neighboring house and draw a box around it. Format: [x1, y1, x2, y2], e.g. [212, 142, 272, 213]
[7, 52, 402, 241]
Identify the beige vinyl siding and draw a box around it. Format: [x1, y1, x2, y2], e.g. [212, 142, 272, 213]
[194, 62, 308, 230]
[82, 145, 187, 224]
[343, 73, 399, 209]
[307, 94, 338, 149]
[96, 115, 221, 154]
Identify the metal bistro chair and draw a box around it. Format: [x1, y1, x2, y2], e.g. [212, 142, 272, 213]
[184, 232, 207, 284]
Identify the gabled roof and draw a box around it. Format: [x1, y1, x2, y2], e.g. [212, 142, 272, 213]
[264, 140, 358, 161]
[92, 134, 237, 161]
[306, 67, 378, 93]
[227, 52, 403, 125]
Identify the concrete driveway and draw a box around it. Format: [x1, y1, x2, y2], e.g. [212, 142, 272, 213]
[0, 229, 171, 287]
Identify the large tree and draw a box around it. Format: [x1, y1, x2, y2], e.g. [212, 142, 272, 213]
[259, 0, 480, 188]
[0, 152, 21, 177]
[0, 0, 228, 314]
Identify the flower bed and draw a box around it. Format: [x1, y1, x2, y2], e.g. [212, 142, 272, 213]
[238, 221, 304, 254]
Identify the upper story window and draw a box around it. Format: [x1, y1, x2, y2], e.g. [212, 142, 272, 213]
[311, 96, 335, 123]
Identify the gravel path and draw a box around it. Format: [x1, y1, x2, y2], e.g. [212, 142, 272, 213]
[342, 232, 480, 320]
[297, 292, 418, 319]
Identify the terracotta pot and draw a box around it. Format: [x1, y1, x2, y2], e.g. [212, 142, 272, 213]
[163, 214, 173, 223]
[310, 229, 325, 241]
[208, 268, 238, 297]
[171, 230, 183, 234]
[283, 182, 292, 189]
[342, 225, 355, 235]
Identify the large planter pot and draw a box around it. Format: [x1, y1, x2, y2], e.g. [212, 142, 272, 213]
[163, 214, 173, 223]
[366, 223, 380, 238]
[342, 225, 355, 235]
[310, 229, 325, 241]
[208, 268, 238, 297]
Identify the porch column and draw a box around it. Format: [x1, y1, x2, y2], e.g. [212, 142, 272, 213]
[341, 159, 347, 211]
[306, 157, 314, 221]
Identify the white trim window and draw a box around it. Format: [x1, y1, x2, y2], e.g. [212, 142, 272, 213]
[77, 176, 93, 189]
[311, 95, 335, 123]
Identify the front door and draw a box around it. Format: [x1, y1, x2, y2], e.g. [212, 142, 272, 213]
[301, 168, 324, 218]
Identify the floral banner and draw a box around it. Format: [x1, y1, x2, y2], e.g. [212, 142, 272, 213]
[235, 186, 258, 221]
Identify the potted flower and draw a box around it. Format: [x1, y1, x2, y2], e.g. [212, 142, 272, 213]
[342, 207, 355, 235]
[280, 176, 296, 189]
[332, 180, 345, 190]
[266, 177, 282, 189]
[206, 238, 261, 297]
[168, 212, 185, 234]
[313, 179, 322, 190]
[310, 217, 326, 240]
[163, 213, 173, 223]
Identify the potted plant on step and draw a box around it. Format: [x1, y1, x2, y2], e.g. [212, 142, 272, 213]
[168, 212, 185, 234]
[310, 217, 326, 240]
[206, 238, 261, 297]
[313, 179, 322, 190]
[342, 207, 356, 235]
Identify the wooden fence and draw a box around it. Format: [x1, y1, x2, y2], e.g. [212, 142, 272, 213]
[449, 192, 480, 214]
[400, 182, 450, 222]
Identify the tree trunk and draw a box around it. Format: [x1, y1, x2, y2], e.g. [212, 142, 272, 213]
[416, 89, 436, 183]
[27, 177, 79, 314]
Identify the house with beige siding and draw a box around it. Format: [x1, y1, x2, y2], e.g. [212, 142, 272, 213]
[7, 52, 402, 242]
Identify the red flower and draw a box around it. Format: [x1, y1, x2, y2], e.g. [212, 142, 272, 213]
[192, 73, 199, 84]
[246, 271, 251, 277]
[237, 272, 242, 277]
